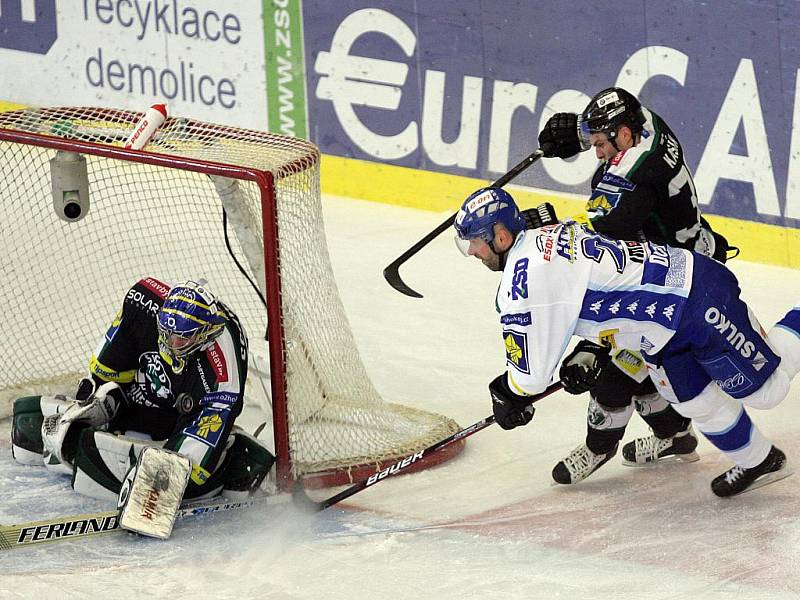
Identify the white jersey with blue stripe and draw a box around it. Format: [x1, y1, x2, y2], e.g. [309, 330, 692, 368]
[496, 222, 695, 396]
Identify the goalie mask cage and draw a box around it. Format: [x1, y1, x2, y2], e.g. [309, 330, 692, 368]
[0, 106, 464, 490]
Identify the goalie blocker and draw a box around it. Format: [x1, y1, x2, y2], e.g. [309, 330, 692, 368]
[118, 447, 191, 539]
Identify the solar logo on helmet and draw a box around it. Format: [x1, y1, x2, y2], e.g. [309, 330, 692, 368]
[504, 330, 529, 374]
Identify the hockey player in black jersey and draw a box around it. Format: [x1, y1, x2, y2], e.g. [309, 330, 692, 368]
[542, 88, 730, 258]
[11, 278, 274, 538]
[537, 87, 733, 485]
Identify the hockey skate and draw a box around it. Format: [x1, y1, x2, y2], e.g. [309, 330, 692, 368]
[621, 427, 699, 466]
[552, 443, 618, 484]
[711, 446, 792, 498]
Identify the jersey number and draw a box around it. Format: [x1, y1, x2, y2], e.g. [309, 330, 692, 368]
[581, 235, 626, 273]
[511, 258, 529, 300]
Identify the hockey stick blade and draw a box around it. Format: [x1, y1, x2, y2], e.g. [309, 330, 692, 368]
[294, 380, 563, 512]
[383, 214, 456, 298]
[383, 148, 548, 299]
[0, 493, 280, 551]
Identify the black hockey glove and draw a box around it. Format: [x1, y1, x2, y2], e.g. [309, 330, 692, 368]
[559, 340, 612, 395]
[75, 376, 126, 411]
[75, 376, 97, 404]
[538, 112, 585, 159]
[489, 373, 536, 431]
[521, 202, 558, 230]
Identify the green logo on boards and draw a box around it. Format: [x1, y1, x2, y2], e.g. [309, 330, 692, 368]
[263, 0, 308, 139]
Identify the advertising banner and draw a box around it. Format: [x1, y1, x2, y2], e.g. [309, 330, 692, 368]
[304, 0, 800, 229]
[0, 0, 271, 129]
[2, 1, 800, 238]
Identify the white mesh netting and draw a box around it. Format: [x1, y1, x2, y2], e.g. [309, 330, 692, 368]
[0, 106, 461, 483]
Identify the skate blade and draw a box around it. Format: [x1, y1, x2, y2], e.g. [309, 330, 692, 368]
[621, 451, 700, 468]
[732, 462, 794, 497]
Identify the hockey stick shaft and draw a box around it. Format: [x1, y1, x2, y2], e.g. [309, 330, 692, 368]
[382, 147, 548, 298]
[0, 494, 277, 551]
[294, 380, 563, 512]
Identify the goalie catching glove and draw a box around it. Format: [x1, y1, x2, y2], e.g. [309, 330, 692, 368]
[559, 340, 612, 395]
[41, 379, 123, 467]
[489, 373, 536, 430]
[69, 378, 123, 423]
[538, 112, 589, 159]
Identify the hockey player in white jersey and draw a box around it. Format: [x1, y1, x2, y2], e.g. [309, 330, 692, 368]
[454, 187, 799, 497]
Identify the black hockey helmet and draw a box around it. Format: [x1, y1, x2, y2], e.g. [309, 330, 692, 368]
[581, 87, 646, 142]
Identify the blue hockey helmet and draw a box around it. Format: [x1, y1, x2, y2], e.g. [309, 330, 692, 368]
[157, 280, 226, 367]
[454, 187, 523, 254]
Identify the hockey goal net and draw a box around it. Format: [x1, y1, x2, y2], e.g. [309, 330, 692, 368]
[0, 106, 463, 489]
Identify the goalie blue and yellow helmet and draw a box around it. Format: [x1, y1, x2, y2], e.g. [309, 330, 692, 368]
[157, 280, 226, 367]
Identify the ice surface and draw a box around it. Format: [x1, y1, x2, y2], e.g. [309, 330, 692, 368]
[2, 195, 800, 599]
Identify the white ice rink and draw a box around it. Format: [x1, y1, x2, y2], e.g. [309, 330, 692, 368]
[3, 195, 800, 599]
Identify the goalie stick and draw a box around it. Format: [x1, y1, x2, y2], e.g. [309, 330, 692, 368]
[383, 146, 551, 299]
[293, 380, 563, 512]
[0, 493, 282, 551]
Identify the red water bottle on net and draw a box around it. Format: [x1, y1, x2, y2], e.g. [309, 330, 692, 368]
[124, 104, 168, 150]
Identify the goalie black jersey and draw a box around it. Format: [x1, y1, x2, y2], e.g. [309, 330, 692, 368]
[587, 107, 716, 257]
[88, 277, 249, 449]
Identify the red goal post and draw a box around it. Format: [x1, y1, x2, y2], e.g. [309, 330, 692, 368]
[0, 106, 464, 490]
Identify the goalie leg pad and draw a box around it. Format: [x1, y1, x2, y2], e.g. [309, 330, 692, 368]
[118, 447, 191, 539]
[40, 384, 122, 470]
[221, 428, 276, 500]
[40, 394, 76, 417]
[72, 430, 163, 501]
[12, 396, 44, 465]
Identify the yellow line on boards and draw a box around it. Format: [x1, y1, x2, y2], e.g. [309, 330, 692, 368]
[321, 154, 800, 269]
[0, 101, 26, 112]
